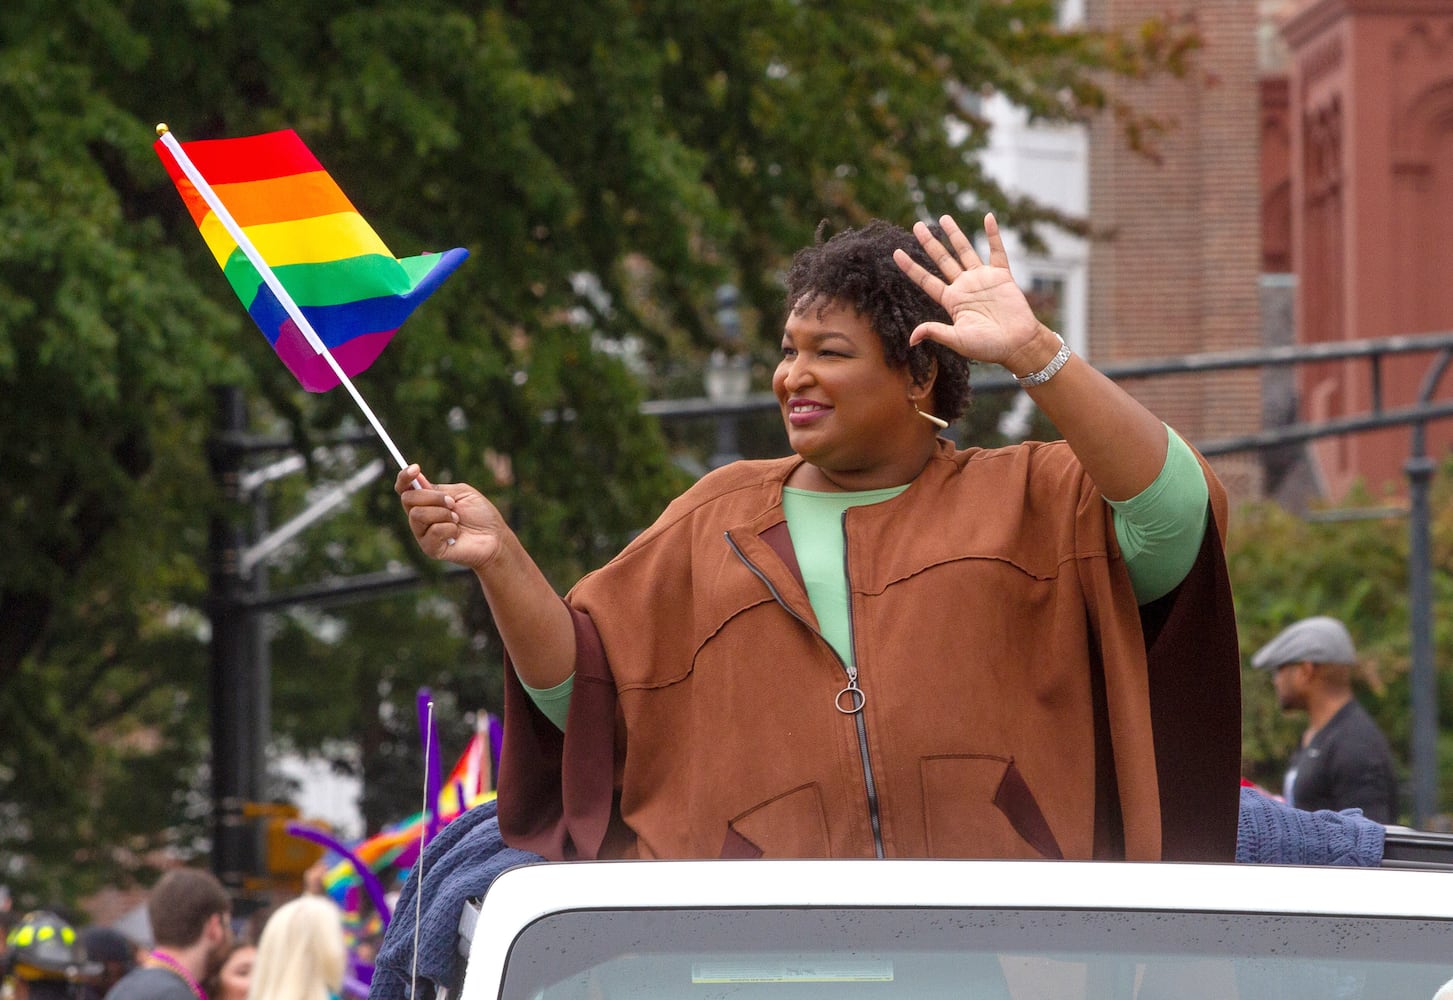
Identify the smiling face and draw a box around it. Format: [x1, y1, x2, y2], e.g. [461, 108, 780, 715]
[773, 299, 937, 491]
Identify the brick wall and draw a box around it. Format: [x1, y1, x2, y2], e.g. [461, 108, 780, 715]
[1085, 0, 1266, 503]
[1285, 0, 1453, 499]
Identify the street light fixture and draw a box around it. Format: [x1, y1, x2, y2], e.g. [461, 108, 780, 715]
[706, 284, 751, 467]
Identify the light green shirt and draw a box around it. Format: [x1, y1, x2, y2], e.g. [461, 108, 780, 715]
[781, 485, 908, 666]
[1105, 427, 1209, 604]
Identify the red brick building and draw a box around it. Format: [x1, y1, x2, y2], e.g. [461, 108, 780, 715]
[1274, 0, 1453, 499]
[1088, 0, 1453, 505]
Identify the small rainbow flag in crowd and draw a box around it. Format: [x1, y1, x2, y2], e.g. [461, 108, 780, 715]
[297, 709, 501, 938]
[154, 127, 467, 393]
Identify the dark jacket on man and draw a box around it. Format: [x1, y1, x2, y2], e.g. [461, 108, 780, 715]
[1286, 699, 1399, 823]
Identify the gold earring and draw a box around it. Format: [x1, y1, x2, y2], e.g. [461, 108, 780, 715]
[914, 402, 949, 430]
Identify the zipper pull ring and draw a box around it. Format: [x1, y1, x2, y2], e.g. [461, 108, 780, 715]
[835, 684, 866, 714]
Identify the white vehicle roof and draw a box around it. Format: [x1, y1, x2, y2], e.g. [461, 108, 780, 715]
[459, 859, 1453, 1000]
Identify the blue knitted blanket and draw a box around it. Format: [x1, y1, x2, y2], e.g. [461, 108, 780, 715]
[369, 800, 544, 1000]
[1235, 786, 1384, 865]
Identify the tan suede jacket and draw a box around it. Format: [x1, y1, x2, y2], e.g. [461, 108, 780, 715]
[499, 437, 1241, 862]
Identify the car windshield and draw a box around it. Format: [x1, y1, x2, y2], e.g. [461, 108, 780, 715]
[500, 906, 1453, 1000]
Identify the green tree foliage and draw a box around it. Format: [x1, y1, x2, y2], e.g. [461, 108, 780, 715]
[0, 0, 1196, 906]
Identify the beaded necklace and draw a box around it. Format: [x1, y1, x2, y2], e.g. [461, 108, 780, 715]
[149, 949, 208, 1000]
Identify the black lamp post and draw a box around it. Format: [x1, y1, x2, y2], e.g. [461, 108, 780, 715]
[1406, 348, 1451, 827]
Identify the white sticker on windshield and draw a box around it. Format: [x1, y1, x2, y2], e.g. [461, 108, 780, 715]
[691, 959, 894, 984]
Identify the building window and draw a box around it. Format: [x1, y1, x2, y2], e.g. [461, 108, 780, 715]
[1028, 275, 1066, 330]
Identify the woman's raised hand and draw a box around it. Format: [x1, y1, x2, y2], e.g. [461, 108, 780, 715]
[395, 465, 507, 570]
[892, 213, 1049, 369]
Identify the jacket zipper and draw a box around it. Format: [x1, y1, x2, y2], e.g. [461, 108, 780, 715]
[838, 512, 885, 857]
[724, 529, 887, 858]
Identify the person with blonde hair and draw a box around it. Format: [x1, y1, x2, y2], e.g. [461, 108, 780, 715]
[247, 897, 345, 1000]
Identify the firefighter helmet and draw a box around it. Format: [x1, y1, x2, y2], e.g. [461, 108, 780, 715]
[3, 912, 100, 983]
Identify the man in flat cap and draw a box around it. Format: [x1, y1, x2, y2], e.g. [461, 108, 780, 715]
[1252, 615, 1400, 823]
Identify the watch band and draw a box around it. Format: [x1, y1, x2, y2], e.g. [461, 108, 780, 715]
[1014, 333, 1072, 388]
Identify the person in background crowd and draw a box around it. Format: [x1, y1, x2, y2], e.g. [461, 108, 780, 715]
[1252, 615, 1401, 824]
[203, 902, 274, 1000]
[103, 869, 232, 1000]
[247, 896, 345, 1000]
[2, 911, 101, 1000]
[0, 910, 18, 973]
[74, 929, 136, 1000]
[201, 942, 254, 1000]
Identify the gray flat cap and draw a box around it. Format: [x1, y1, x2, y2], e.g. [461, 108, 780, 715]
[1251, 615, 1357, 670]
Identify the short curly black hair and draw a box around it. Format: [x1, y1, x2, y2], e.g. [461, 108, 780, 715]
[784, 219, 973, 422]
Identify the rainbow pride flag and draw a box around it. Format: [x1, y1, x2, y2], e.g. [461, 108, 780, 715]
[155, 129, 467, 392]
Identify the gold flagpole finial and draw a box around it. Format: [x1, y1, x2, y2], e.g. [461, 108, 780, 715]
[155, 123, 170, 136]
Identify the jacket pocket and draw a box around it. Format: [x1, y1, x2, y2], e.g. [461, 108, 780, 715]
[921, 754, 1064, 859]
[724, 783, 830, 858]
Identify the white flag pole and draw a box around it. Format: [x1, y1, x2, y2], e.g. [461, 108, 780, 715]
[412, 698, 435, 1000]
[156, 124, 415, 475]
